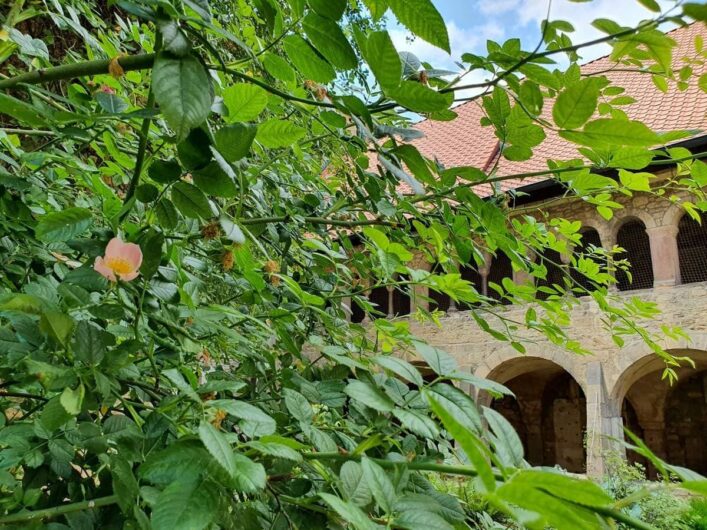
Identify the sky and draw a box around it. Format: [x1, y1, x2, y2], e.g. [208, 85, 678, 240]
[386, 0, 680, 75]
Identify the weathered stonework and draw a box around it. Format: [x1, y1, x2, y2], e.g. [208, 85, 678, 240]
[404, 188, 707, 477]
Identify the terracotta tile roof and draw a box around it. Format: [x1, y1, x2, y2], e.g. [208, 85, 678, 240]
[375, 22, 707, 198]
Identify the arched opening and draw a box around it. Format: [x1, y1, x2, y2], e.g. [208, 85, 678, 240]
[535, 248, 566, 300]
[570, 228, 603, 295]
[614, 350, 707, 477]
[486, 358, 586, 472]
[487, 251, 513, 305]
[392, 278, 411, 317]
[677, 212, 707, 284]
[615, 219, 654, 291]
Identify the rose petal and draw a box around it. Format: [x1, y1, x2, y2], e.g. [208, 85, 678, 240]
[118, 270, 140, 282]
[94, 256, 116, 282]
[104, 237, 128, 259]
[121, 242, 143, 270]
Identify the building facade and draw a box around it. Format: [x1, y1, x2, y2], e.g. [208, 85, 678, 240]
[355, 23, 707, 477]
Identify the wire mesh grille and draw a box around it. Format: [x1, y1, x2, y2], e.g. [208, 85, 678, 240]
[536, 248, 565, 300]
[678, 212, 707, 284]
[487, 252, 513, 305]
[570, 228, 603, 295]
[616, 220, 654, 291]
[392, 276, 411, 316]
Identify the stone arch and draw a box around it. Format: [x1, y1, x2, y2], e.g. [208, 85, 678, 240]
[662, 201, 688, 229]
[609, 208, 658, 234]
[614, 216, 654, 291]
[609, 347, 707, 477]
[479, 356, 587, 473]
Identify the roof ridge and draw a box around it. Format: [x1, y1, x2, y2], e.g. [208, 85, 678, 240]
[413, 21, 697, 129]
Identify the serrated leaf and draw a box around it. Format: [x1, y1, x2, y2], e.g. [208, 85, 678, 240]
[553, 79, 600, 129]
[344, 380, 395, 412]
[360, 31, 402, 90]
[155, 199, 179, 229]
[387, 0, 450, 53]
[307, 0, 347, 19]
[151, 478, 217, 530]
[559, 118, 660, 147]
[152, 52, 213, 142]
[319, 493, 378, 530]
[39, 311, 74, 346]
[59, 384, 84, 416]
[73, 321, 112, 365]
[148, 160, 182, 184]
[413, 341, 457, 376]
[387, 81, 452, 113]
[230, 453, 267, 492]
[427, 392, 496, 492]
[303, 13, 357, 70]
[393, 408, 439, 439]
[283, 388, 314, 423]
[361, 457, 396, 513]
[193, 161, 237, 197]
[171, 181, 213, 219]
[35, 208, 92, 242]
[256, 119, 306, 148]
[214, 123, 257, 162]
[198, 421, 236, 477]
[339, 461, 372, 506]
[374, 356, 423, 386]
[223, 84, 268, 122]
[282, 35, 336, 83]
[482, 406, 524, 467]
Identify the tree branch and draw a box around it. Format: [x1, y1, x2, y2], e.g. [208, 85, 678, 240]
[0, 495, 119, 524]
[0, 54, 156, 90]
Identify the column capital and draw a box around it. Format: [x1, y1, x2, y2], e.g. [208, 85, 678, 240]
[645, 224, 679, 237]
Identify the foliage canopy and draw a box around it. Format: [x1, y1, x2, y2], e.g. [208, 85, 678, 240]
[0, 0, 707, 528]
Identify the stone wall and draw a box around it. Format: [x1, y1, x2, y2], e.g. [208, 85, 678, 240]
[403, 186, 707, 476]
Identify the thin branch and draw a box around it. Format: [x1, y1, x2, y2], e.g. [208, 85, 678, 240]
[0, 495, 119, 524]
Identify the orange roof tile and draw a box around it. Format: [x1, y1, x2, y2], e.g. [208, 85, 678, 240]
[375, 22, 707, 198]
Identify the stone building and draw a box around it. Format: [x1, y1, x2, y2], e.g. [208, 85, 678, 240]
[355, 22, 707, 477]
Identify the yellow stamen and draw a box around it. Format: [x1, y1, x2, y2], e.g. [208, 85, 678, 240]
[105, 257, 134, 274]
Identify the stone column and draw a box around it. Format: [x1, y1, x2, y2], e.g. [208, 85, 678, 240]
[386, 285, 394, 318]
[342, 296, 352, 322]
[514, 249, 536, 287]
[645, 225, 680, 287]
[479, 251, 491, 296]
[585, 362, 624, 477]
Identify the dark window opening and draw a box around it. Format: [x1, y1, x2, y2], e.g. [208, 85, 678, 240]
[487, 252, 513, 305]
[369, 285, 389, 316]
[678, 212, 707, 284]
[535, 248, 565, 300]
[392, 276, 411, 316]
[570, 228, 603, 295]
[616, 220, 654, 291]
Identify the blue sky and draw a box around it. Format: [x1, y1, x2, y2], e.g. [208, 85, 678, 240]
[386, 0, 679, 74]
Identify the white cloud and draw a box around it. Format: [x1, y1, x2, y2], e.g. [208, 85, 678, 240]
[515, 0, 676, 61]
[477, 0, 521, 16]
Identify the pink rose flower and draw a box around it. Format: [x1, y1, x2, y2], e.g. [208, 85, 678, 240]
[94, 237, 143, 282]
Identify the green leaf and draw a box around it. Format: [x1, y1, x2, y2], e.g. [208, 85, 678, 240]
[559, 119, 660, 147]
[618, 169, 652, 191]
[339, 461, 372, 506]
[394, 510, 454, 530]
[361, 457, 396, 513]
[552, 79, 600, 129]
[387, 81, 452, 113]
[283, 388, 314, 423]
[152, 52, 214, 142]
[198, 421, 236, 477]
[637, 0, 660, 12]
[413, 341, 457, 376]
[148, 160, 182, 184]
[136, 183, 159, 202]
[256, 119, 306, 148]
[151, 478, 217, 530]
[73, 321, 112, 365]
[59, 384, 85, 416]
[219, 216, 246, 244]
[39, 311, 74, 346]
[193, 161, 237, 197]
[155, 198, 179, 229]
[230, 453, 267, 492]
[393, 408, 439, 439]
[374, 355, 423, 387]
[360, 31, 402, 90]
[282, 35, 336, 83]
[386, 0, 450, 53]
[307, 0, 347, 19]
[319, 493, 378, 530]
[344, 380, 395, 412]
[0, 93, 49, 127]
[303, 13, 358, 70]
[427, 392, 496, 491]
[177, 128, 212, 170]
[138, 229, 164, 280]
[482, 406, 524, 467]
[223, 84, 268, 122]
[35, 208, 92, 242]
[171, 181, 213, 219]
[262, 52, 296, 83]
[214, 123, 257, 162]
[209, 400, 277, 437]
